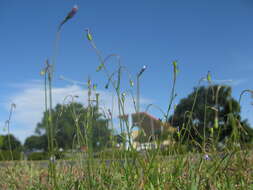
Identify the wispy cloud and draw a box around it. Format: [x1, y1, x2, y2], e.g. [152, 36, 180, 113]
[203, 78, 247, 86]
[1, 80, 151, 142]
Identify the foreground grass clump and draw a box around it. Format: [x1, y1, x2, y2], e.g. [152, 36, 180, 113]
[0, 150, 252, 189]
[1, 4, 253, 190]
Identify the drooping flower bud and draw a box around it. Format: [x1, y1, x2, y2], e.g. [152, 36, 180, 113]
[138, 65, 147, 77]
[87, 79, 91, 87]
[40, 69, 46, 76]
[85, 28, 93, 41]
[93, 84, 97, 90]
[177, 127, 180, 138]
[58, 5, 78, 31]
[121, 92, 126, 102]
[214, 117, 218, 129]
[207, 71, 211, 83]
[172, 61, 179, 75]
[11, 103, 16, 109]
[96, 64, 104, 72]
[210, 127, 214, 136]
[129, 79, 134, 87]
[48, 115, 52, 123]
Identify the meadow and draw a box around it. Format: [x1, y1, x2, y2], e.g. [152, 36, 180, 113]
[1, 5, 253, 190]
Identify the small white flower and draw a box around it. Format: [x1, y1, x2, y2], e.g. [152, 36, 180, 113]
[50, 156, 56, 163]
[204, 154, 211, 160]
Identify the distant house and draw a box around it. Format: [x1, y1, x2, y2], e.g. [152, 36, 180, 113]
[130, 112, 176, 150]
[131, 112, 175, 137]
[116, 112, 176, 150]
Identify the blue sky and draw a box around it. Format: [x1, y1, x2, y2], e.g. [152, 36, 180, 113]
[0, 0, 253, 142]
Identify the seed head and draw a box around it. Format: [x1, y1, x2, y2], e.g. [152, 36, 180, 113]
[214, 117, 218, 129]
[85, 28, 93, 41]
[58, 5, 79, 31]
[129, 79, 134, 87]
[172, 61, 179, 75]
[96, 64, 104, 72]
[207, 71, 212, 83]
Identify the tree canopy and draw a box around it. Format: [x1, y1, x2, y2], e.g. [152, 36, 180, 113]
[24, 135, 47, 151]
[25, 102, 112, 151]
[171, 85, 253, 145]
[0, 134, 22, 151]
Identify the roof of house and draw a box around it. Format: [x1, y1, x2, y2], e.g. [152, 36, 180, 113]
[131, 112, 176, 135]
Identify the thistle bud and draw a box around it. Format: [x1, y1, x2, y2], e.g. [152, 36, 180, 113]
[172, 61, 179, 75]
[207, 71, 211, 83]
[121, 92, 126, 102]
[48, 115, 52, 123]
[85, 28, 93, 41]
[129, 79, 134, 87]
[87, 79, 91, 87]
[40, 70, 45, 76]
[87, 33, 92, 41]
[210, 127, 214, 136]
[214, 117, 218, 129]
[177, 127, 180, 138]
[58, 5, 78, 31]
[11, 103, 16, 109]
[96, 64, 104, 72]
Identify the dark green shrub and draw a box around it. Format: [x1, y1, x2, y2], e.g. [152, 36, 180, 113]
[0, 150, 22, 160]
[94, 149, 137, 159]
[27, 152, 49, 160]
[27, 151, 64, 160]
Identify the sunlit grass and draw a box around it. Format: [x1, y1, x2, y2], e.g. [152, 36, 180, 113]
[1, 4, 253, 190]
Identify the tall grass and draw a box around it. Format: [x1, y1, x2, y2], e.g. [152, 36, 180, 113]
[1, 5, 253, 190]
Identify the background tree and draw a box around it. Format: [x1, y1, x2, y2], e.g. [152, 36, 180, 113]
[0, 134, 22, 151]
[171, 85, 253, 145]
[24, 135, 47, 151]
[0, 134, 22, 160]
[34, 102, 112, 151]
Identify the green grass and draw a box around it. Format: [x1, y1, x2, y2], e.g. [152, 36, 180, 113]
[0, 150, 252, 189]
[1, 6, 253, 189]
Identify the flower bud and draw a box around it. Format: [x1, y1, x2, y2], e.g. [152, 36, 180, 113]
[210, 127, 214, 135]
[87, 32, 93, 41]
[172, 61, 179, 75]
[121, 92, 126, 102]
[129, 79, 134, 87]
[40, 70, 46, 76]
[96, 64, 104, 72]
[58, 5, 78, 31]
[93, 84, 97, 90]
[85, 28, 93, 41]
[207, 71, 211, 83]
[214, 117, 218, 129]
